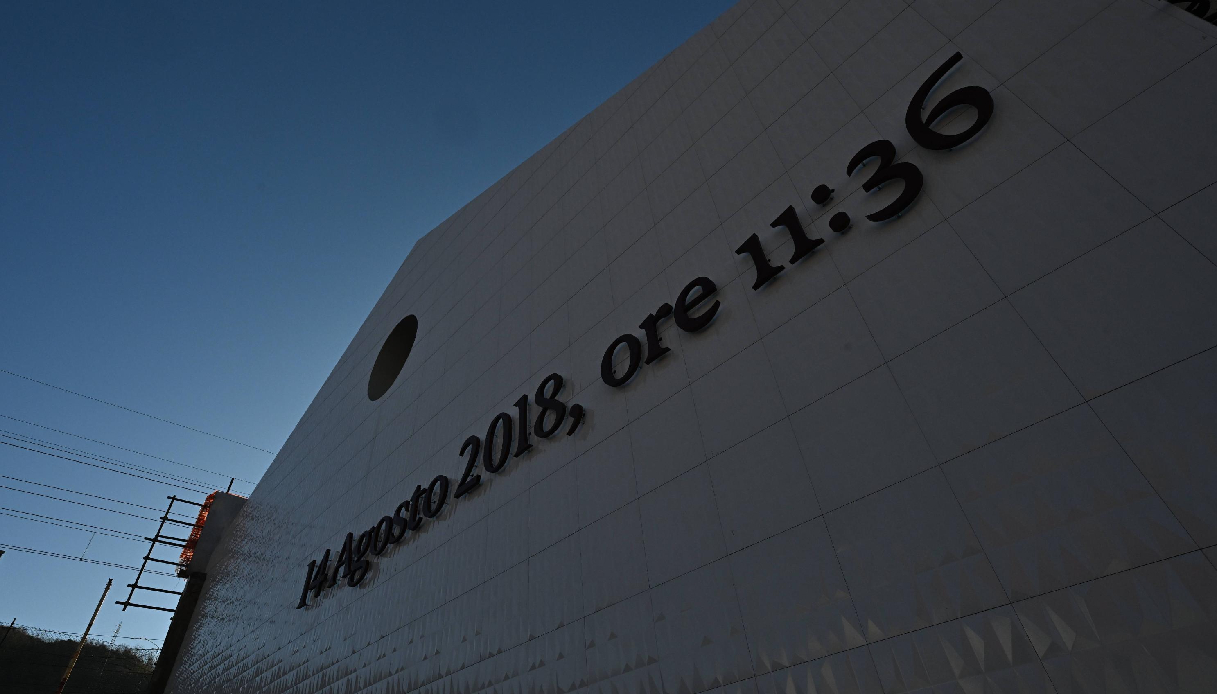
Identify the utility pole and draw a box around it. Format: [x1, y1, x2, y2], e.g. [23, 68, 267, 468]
[54, 578, 112, 694]
[0, 617, 15, 650]
[98, 621, 122, 677]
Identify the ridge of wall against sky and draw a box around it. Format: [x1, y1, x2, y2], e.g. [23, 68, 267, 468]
[168, 1, 1217, 692]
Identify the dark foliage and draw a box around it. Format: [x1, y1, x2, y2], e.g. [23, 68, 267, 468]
[0, 626, 156, 694]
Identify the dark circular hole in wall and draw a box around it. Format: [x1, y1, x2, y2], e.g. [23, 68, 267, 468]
[368, 315, 418, 401]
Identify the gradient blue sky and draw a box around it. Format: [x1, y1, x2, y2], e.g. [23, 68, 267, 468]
[0, 0, 735, 649]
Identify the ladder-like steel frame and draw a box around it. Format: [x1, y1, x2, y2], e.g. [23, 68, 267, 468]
[115, 495, 203, 612]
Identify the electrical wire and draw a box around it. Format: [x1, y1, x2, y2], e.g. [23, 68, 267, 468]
[9, 624, 163, 643]
[0, 475, 180, 514]
[0, 438, 212, 493]
[1, 428, 221, 489]
[1, 430, 214, 489]
[0, 413, 256, 484]
[0, 368, 275, 454]
[0, 508, 144, 542]
[0, 506, 145, 536]
[0, 543, 178, 576]
[0, 484, 165, 521]
[0, 432, 211, 491]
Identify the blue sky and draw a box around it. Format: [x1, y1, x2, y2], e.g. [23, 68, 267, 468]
[0, 0, 735, 649]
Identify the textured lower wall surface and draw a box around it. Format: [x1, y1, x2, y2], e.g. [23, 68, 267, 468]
[166, 1, 1217, 692]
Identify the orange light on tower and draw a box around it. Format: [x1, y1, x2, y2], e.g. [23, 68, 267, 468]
[177, 492, 217, 577]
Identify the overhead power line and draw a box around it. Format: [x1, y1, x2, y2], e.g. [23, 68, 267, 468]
[0, 475, 178, 514]
[0, 368, 275, 454]
[0, 508, 144, 542]
[0, 506, 144, 537]
[1, 430, 214, 489]
[0, 543, 177, 576]
[10, 623, 164, 643]
[0, 413, 256, 484]
[0, 484, 166, 521]
[0, 438, 213, 493]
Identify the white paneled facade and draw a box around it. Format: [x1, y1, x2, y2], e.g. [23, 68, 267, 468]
[167, 2, 1217, 692]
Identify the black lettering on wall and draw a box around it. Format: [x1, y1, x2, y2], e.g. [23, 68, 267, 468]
[390, 501, 410, 541]
[484, 413, 513, 473]
[308, 549, 330, 599]
[846, 140, 923, 223]
[407, 485, 426, 531]
[533, 374, 569, 438]
[513, 395, 534, 457]
[601, 334, 643, 388]
[301, 54, 1000, 610]
[455, 436, 482, 498]
[770, 206, 823, 264]
[371, 516, 395, 556]
[735, 235, 785, 290]
[905, 51, 994, 151]
[1167, 0, 1217, 24]
[423, 475, 449, 518]
[638, 304, 674, 365]
[674, 277, 720, 333]
[297, 559, 317, 609]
